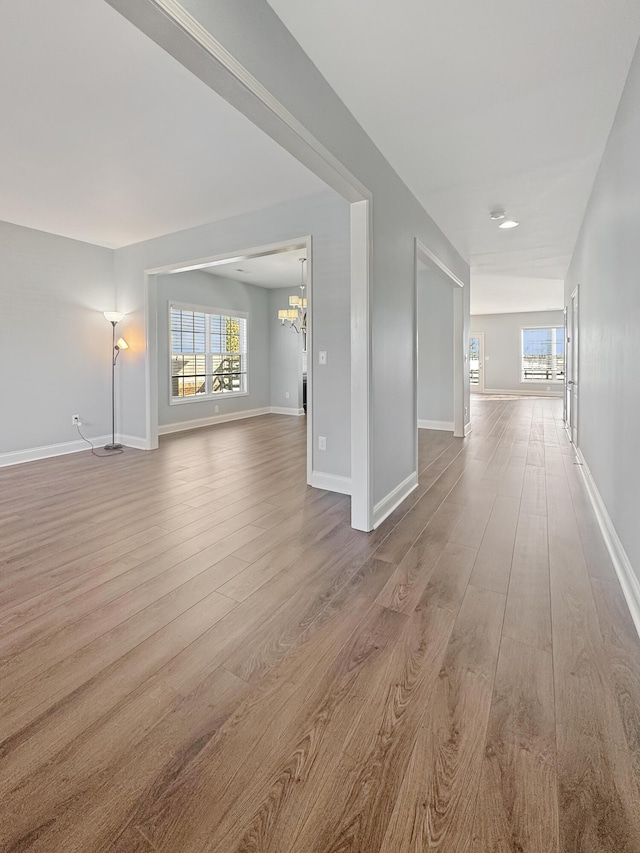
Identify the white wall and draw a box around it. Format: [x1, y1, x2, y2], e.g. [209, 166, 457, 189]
[565, 38, 640, 584]
[114, 192, 352, 480]
[269, 287, 304, 411]
[471, 310, 565, 396]
[0, 220, 115, 460]
[109, 0, 469, 514]
[418, 269, 454, 428]
[156, 270, 271, 428]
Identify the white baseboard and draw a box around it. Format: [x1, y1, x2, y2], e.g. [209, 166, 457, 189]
[158, 407, 271, 435]
[1, 408, 299, 467]
[464, 421, 472, 436]
[576, 447, 640, 640]
[119, 434, 152, 450]
[270, 407, 305, 416]
[481, 387, 563, 398]
[417, 419, 454, 431]
[372, 471, 418, 530]
[308, 471, 352, 495]
[0, 435, 111, 467]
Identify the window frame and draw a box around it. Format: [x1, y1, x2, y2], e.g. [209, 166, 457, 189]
[169, 302, 249, 405]
[520, 324, 565, 384]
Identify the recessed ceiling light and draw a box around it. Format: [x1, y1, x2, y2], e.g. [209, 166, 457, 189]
[490, 209, 506, 221]
[498, 218, 519, 229]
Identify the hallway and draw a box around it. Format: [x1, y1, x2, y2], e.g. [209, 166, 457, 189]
[0, 398, 639, 851]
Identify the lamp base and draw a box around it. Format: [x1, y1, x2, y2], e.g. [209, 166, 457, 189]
[104, 443, 123, 451]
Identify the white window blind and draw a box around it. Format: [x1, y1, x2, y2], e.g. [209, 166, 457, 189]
[521, 327, 565, 382]
[170, 305, 247, 401]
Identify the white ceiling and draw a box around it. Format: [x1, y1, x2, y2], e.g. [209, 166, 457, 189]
[471, 275, 564, 315]
[0, 0, 326, 248]
[204, 248, 308, 290]
[267, 0, 640, 285]
[4, 1, 640, 316]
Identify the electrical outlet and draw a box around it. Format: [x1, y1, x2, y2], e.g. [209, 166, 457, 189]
[318, 351, 327, 365]
[318, 435, 327, 451]
[464, 406, 468, 417]
[285, 391, 290, 399]
[72, 415, 81, 425]
[214, 405, 219, 413]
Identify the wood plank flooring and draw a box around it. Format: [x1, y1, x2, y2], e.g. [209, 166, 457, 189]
[1, 399, 640, 851]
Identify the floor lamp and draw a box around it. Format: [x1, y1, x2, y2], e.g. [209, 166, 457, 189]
[103, 312, 128, 451]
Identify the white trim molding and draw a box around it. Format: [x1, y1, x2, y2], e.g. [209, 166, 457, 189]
[132, 0, 372, 204]
[464, 421, 473, 437]
[350, 199, 372, 530]
[481, 388, 563, 398]
[308, 471, 352, 495]
[418, 419, 454, 431]
[158, 407, 271, 435]
[119, 434, 152, 450]
[576, 447, 640, 640]
[0, 436, 111, 467]
[372, 471, 419, 530]
[270, 407, 305, 417]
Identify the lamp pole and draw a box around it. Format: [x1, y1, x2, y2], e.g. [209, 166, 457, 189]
[103, 311, 125, 451]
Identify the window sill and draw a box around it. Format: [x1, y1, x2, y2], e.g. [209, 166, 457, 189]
[170, 391, 249, 405]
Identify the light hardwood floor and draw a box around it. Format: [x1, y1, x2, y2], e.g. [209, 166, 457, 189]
[1, 398, 639, 852]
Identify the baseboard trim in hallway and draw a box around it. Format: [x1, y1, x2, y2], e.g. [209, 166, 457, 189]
[372, 471, 419, 529]
[417, 419, 454, 431]
[576, 445, 640, 639]
[308, 471, 352, 495]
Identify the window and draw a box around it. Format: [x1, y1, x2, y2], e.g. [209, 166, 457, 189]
[170, 305, 247, 401]
[521, 326, 565, 382]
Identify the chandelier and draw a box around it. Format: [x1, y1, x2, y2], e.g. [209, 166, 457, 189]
[277, 258, 307, 333]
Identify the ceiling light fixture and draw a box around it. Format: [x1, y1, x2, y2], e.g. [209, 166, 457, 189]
[490, 208, 519, 229]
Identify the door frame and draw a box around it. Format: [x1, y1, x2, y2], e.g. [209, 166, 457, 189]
[144, 237, 314, 483]
[414, 238, 466, 479]
[566, 286, 579, 444]
[108, 0, 374, 530]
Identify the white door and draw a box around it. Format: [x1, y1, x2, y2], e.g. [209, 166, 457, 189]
[469, 333, 484, 393]
[566, 287, 579, 444]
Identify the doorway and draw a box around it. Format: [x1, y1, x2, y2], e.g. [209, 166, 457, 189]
[469, 333, 485, 393]
[112, 1, 374, 530]
[415, 239, 466, 456]
[146, 238, 313, 483]
[566, 286, 579, 444]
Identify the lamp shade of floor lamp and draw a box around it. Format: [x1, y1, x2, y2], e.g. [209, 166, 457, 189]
[103, 312, 127, 451]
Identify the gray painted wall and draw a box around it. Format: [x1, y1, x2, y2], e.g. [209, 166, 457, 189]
[565, 38, 640, 581]
[0, 220, 114, 455]
[115, 192, 351, 479]
[471, 310, 565, 396]
[269, 287, 304, 411]
[111, 0, 470, 507]
[156, 270, 271, 427]
[418, 269, 454, 426]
